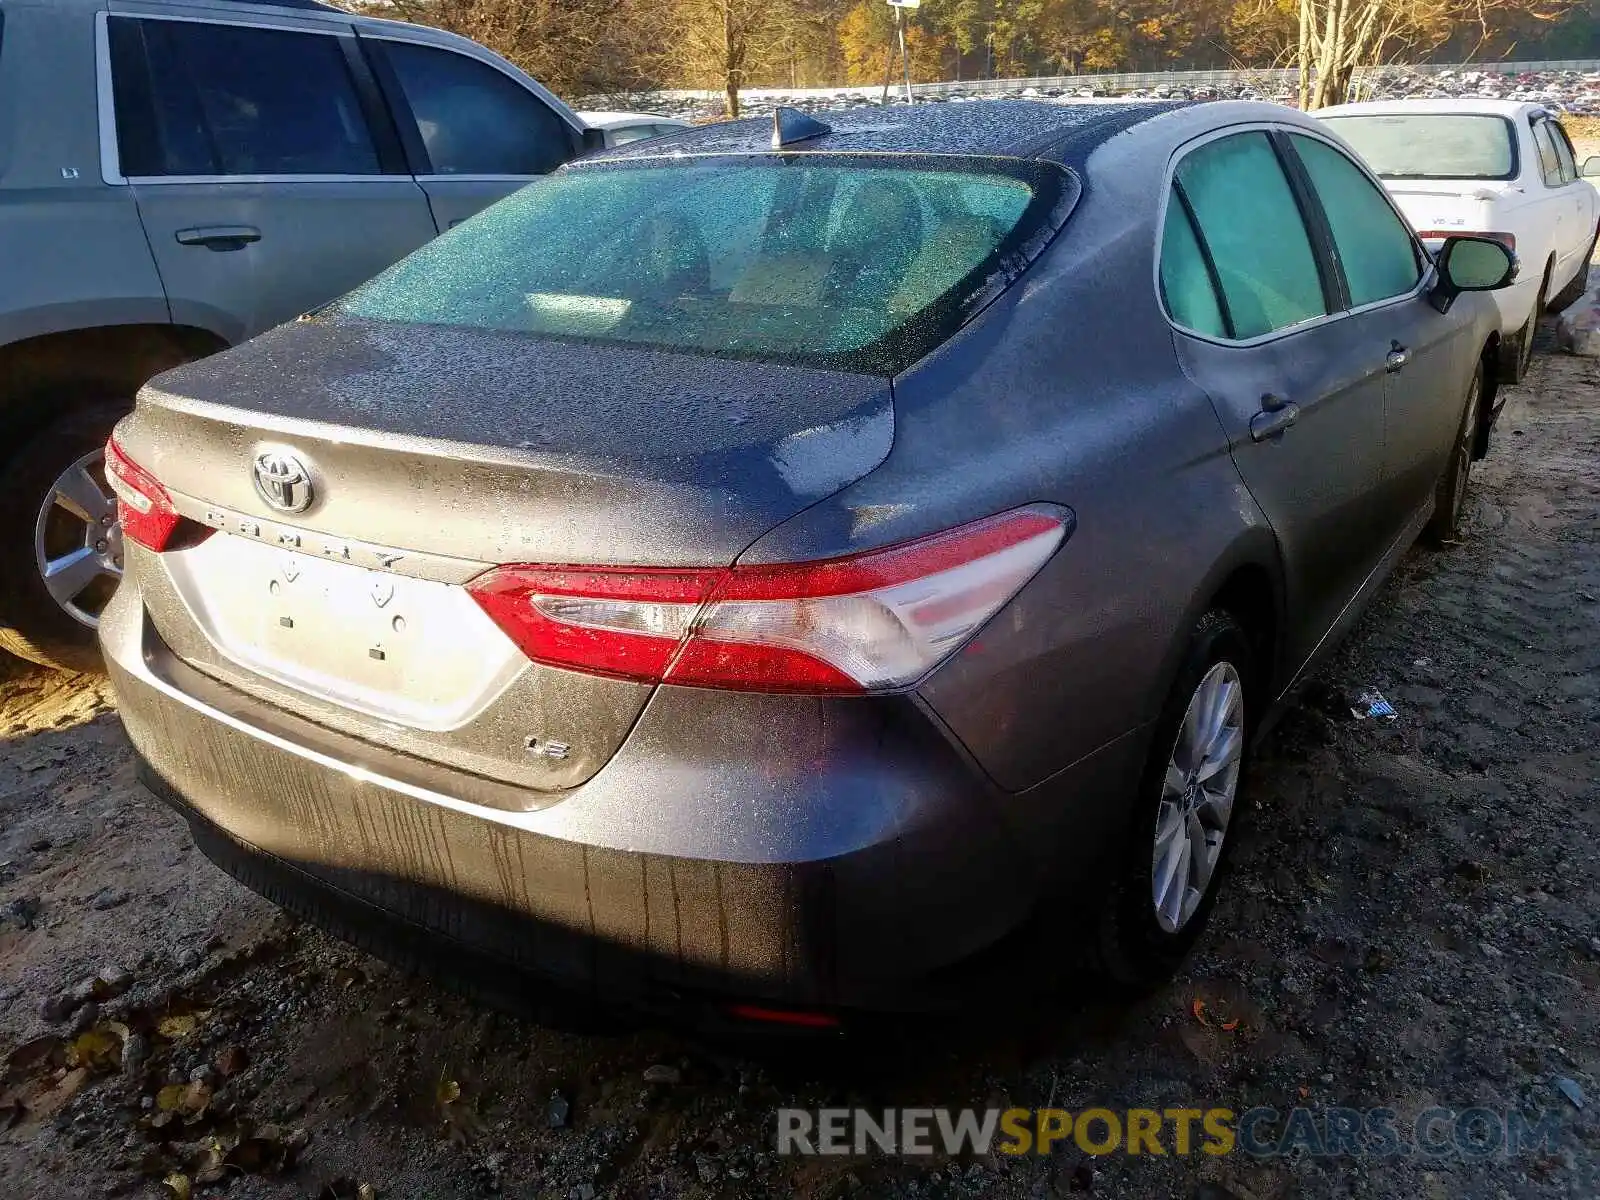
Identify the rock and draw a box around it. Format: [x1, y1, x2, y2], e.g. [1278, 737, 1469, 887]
[1556, 290, 1600, 355]
[695, 1152, 720, 1184]
[4, 896, 40, 930]
[642, 1064, 681, 1085]
[121, 1034, 150, 1074]
[176, 949, 201, 970]
[569, 1186, 596, 1200]
[547, 1091, 571, 1129]
[88, 888, 130, 912]
[40, 990, 84, 1023]
[71, 1001, 102, 1035]
[1555, 1077, 1586, 1110]
[93, 965, 133, 1001]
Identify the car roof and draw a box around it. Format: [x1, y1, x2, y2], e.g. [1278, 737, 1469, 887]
[1318, 98, 1544, 119]
[578, 112, 692, 129]
[590, 99, 1192, 163]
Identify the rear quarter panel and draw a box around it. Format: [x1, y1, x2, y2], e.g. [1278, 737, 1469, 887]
[740, 109, 1285, 799]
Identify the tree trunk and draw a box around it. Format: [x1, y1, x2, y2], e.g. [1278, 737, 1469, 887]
[1298, 0, 1312, 109]
[723, 3, 741, 118]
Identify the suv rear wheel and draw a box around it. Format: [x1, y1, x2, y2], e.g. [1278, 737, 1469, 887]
[0, 402, 129, 673]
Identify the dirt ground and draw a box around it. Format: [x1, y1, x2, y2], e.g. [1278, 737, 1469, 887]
[3, 341, 1599, 1200]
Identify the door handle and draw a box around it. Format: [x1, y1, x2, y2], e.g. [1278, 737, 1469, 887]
[175, 226, 261, 251]
[1249, 394, 1300, 442]
[1386, 342, 1410, 373]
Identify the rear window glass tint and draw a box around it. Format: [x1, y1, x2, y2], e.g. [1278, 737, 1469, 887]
[1320, 114, 1516, 180]
[336, 157, 1072, 373]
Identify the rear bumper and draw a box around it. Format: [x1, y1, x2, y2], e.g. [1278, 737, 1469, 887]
[101, 577, 1128, 1012]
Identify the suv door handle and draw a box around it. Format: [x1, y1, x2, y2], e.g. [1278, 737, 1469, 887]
[1250, 394, 1300, 442]
[175, 226, 261, 251]
[1386, 342, 1410, 373]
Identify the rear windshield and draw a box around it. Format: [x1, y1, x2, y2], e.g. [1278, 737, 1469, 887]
[335, 155, 1073, 373]
[1320, 114, 1517, 180]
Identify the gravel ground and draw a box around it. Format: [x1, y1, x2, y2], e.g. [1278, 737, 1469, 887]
[2, 341, 1599, 1200]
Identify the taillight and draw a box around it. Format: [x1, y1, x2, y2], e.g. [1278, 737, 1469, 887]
[467, 507, 1069, 694]
[105, 436, 183, 551]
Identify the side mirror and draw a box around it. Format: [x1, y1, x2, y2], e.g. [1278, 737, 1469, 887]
[579, 127, 608, 155]
[1430, 236, 1518, 314]
[1584, 156, 1600, 178]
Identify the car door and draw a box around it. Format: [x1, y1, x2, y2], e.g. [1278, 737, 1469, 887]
[1161, 129, 1390, 678]
[1283, 131, 1470, 532]
[103, 10, 439, 344]
[359, 34, 583, 233]
[1530, 116, 1585, 289]
[1548, 119, 1597, 280]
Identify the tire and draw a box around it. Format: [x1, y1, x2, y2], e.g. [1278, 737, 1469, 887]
[1502, 262, 1551, 385]
[1091, 610, 1255, 991]
[1424, 362, 1484, 548]
[1547, 231, 1597, 315]
[0, 401, 132, 674]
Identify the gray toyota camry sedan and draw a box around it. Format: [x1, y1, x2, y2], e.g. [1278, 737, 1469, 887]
[102, 100, 1513, 1022]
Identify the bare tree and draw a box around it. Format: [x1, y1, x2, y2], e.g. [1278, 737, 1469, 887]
[674, 0, 791, 116]
[1297, 0, 1577, 109]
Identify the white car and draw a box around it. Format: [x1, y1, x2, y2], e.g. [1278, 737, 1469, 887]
[1318, 99, 1599, 381]
[578, 111, 692, 149]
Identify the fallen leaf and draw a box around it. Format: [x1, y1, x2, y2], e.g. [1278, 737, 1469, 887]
[162, 1173, 192, 1200]
[157, 1014, 200, 1040]
[1298, 1085, 1310, 1099]
[1221, 1019, 1241, 1032]
[66, 1026, 122, 1072]
[156, 1079, 213, 1119]
[436, 1078, 461, 1106]
[1191, 997, 1211, 1026]
[359, 1186, 376, 1200]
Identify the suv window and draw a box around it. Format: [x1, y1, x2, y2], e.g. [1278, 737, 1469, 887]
[1169, 131, 1329, 340]
[381, 41, 572, 177]
[1532, 120, 1564, 188]
[1291, 134, 1422, 308]
[110, 18, 381, 178]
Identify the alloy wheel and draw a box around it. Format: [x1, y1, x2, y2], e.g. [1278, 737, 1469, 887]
[33, 448, 123, 629]
[1152, 660, 1244, 934]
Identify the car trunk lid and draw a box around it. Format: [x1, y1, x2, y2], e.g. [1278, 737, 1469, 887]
[117, 318, 893, 791]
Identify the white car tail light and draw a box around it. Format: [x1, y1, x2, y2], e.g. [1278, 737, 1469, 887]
[468, 507, 1069, 694]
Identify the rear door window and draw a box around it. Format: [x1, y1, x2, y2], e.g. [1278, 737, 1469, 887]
[1159, 198, 1227, 338]
[379, 41, 572, 177]
[1550, 121, 1579, 184]
[1533, 120, 1564, 188]
[110, 17, 380, 177]
[1290, 134, 1422, 308]
[1169, 131, 1329, 340]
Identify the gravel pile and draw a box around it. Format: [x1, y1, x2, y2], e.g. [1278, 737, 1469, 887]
[591, 67, 1600, 122]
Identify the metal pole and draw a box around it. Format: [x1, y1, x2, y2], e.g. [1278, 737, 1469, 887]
[898, 8, 913, 104]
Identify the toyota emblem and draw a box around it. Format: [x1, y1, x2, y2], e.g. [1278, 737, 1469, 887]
[252, 449, 314, 514]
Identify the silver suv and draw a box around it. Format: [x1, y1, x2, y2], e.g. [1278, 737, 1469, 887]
[0, 0, 593, 671]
